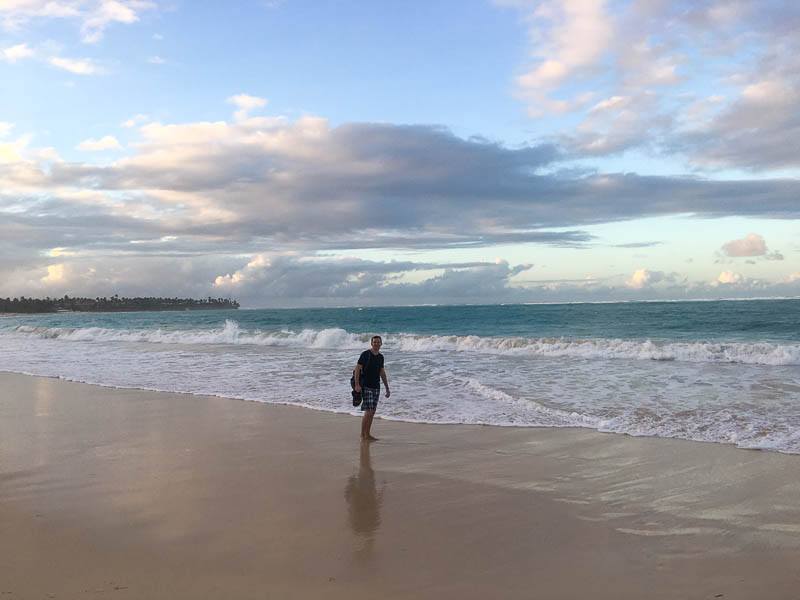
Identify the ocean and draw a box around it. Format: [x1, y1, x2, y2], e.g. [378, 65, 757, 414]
[2, 300, 799, 453]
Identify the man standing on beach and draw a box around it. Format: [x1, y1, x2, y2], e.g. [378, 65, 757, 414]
[354, 335, 390, 441]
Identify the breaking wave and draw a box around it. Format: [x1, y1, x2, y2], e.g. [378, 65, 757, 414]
[9, 320, 800, 366]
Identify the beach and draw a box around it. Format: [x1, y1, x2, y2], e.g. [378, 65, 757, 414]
[2, 372, 799, 599]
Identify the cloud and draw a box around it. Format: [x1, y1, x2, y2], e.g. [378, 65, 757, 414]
[4, 99, 800, 268]
[612, 241, 662, 249]
[2, 236, 799, 305]
[0, 248, 533, 306]
[720, 233, 784, 260]
[76, 135, 122, 151]
[562, 92, 673, 156]
[722, 233, 767, 257]
[212, 253, 534, 306]
[715, 271, 744, 285]
[625, 268, 682, 290]
[41, 263, 66, 284]
[121, 113, 149, 128]
[227, 93, 268, 121]
[147, 55, 165, 64]
[0, 252, 239, 299]
[3, 42, 111, 77]
[0, 0, 79, 30]
[502, 1, 800, 171]
[81, 0, 141, 42]
[0, 1, 154, 42]
[626, 268, 655, 289]
[2, 43, 104, 76]
[0, 96, 798, 306]
[1, 42, 35, 62]
[47, 55, 101, 75]
[512, 0, 612, 116]
[676, 68, 800, 170]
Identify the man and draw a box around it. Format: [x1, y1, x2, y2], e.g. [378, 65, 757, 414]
[353, 335, 390, 441]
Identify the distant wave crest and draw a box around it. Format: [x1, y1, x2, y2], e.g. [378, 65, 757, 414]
[9, 320, 800, 366]
[11, 320, 364, 349]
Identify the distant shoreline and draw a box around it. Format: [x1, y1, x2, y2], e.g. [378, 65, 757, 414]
[0, 296, 239, 314]
[0, 307, 239, 314]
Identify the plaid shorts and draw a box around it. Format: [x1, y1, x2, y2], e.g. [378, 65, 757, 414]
[361, 387, 380, 412]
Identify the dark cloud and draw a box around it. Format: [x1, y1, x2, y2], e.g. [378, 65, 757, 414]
[612, 241, 663, 249]
[6, 121, 800, 261]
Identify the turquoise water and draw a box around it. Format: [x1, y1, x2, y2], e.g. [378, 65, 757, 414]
[2, 299, 800, 453]
[6, 298, 800, 342]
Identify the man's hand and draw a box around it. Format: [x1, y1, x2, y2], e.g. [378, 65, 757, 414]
[385, 388, 391, 398]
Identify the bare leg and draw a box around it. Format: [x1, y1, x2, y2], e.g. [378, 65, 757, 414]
[361, 409, 378, 441]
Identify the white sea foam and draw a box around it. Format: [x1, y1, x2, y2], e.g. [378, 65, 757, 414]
[10, 322, 800, 366]
[0, 340, 798, 454]
[12, 320, 365, 349]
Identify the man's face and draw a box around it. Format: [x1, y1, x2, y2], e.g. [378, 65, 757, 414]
[371, 337, 382, 352]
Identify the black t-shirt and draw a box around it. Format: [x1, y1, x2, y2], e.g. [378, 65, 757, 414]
[358, 350, 384, 389]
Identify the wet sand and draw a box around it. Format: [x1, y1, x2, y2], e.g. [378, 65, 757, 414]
[1, 372, 799, 599]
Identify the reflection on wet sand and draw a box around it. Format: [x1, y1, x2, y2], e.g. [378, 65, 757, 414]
[344, 441, 386, 562]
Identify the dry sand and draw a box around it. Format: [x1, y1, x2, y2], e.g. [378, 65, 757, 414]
[1, 372, 799, 599]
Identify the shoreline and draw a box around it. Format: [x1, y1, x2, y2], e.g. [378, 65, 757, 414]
[2, 372, 800, 598]
[2, 368, 798, 458]
[0, 307, 239, 315]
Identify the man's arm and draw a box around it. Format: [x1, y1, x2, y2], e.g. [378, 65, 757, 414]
[354, 363, 362, 392]
[380, 367, 390, 398]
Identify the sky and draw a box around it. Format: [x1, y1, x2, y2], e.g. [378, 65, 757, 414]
[1, 0, 799, 307]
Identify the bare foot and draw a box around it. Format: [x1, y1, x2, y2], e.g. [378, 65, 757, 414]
[366, 435, 379, 441]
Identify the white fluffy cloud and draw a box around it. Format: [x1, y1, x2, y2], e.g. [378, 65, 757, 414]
[625, 268, 683, 290]
[0, 0, 155, 43]
[1, 42, 35, 62]
[227, 93, 268, 121]
[720, 233, 783, 260]
[121, 114, 149, 128]
[715, 271, 743, 285]
[626, 268, 656, 289]
[512, 0, 611, 115]
[76, 135, 122, 151]
[504, 1, 800, 169]
[41, 263, 66, 284]
[722, 233, 767, 257]
[47, 55, 100, 75]
[3, 43, 103, 75]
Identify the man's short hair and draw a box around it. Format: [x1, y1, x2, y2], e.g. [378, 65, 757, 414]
[371, 335, 382, 343]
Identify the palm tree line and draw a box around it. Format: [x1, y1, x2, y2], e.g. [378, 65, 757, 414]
[0, 295, 240, 313]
